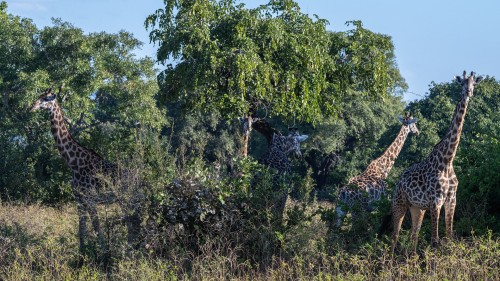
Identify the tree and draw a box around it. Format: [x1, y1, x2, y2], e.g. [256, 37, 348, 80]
[0, 2, 40, 200]
[0, 1, 36, 110]
[0, 4, 167, 203]
[146, 0, 405, 156]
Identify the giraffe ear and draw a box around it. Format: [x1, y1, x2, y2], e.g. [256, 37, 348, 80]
[409, 118, 418, 124]
[397, 116, 404, 123]
[455, 76, 463, 84]
[475, 76, 483, 84]
[296, 135, 308, 142]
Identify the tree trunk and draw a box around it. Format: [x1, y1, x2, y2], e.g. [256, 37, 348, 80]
[241, 115, 253, 157]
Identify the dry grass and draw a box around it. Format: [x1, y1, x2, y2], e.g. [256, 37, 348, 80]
[0, 203, 78, 239]
[0, 202, 498, 280]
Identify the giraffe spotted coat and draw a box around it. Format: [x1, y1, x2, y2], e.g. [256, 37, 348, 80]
[31, 88, 142, 252]
[263, 132, 308, 222]
[336, 115, 419, 225]
[390, 71, 483, 254]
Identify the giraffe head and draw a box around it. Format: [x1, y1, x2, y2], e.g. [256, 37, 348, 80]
[273, 131, 308, 159]
[31, 88, 58, 112]
[455, 70, 483, 98]
[286, 131, 308, 159]
[397, 112, 419, 135]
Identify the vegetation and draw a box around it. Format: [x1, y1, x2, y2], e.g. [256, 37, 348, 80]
[0, 0, 498, 279]
[0, 2, 166, 203]
[145, 0, 406, 155]
[1, 203, 499, 280]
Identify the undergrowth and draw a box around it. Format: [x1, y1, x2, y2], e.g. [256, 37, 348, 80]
[0, 202, 498, 280]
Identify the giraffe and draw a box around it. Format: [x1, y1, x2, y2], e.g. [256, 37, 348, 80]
[266, 131, 308, 222]
[264, 132, 308, 174]
[390, 71, 483, 254]
[253, 120, 308, 222]
[30, 88, 136, 253]
[336, 114, 419, 226]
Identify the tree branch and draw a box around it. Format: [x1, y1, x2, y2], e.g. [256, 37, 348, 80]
[252, 119, 280, 146]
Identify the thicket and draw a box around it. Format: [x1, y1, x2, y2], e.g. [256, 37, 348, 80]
[0, 0, 499, 279]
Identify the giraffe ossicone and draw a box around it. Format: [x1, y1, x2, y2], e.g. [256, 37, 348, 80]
[390, 71, 483, 255]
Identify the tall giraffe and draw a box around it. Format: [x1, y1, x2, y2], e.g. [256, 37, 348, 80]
[390, 71, 483, 254]
[31, 88, 123, 252]
[336, 114, 419, 225]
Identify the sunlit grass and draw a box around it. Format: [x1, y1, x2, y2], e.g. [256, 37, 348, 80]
[0, 203, 498, 280]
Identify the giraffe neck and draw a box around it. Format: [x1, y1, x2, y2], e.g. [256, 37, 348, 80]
[266, 135, 290, 174]
[432, 94, 469, 164]
[49, 102, 83, 167]
[364, 125, 410, 180]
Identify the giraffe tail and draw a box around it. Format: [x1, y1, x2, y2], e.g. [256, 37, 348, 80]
[378, 212, 393, 237]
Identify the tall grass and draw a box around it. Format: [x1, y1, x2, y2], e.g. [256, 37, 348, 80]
[0, 203, 498, 280]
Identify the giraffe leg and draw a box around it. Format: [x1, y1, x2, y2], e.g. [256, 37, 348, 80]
[73, 185, 88, 254]
[444, 194, 456, 240]
[86, 200, 105, 250]
[444, 176, 458, 240]
[76, 200, 88, 253]
[276, 188, 288, 224]
[409, 206, 426, 253]
[430, 206, 442, 248]
[390, 202, 407, 255]
[390, 186, 409, 256]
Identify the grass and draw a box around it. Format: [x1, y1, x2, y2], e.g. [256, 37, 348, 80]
[0, 202, 498, 280]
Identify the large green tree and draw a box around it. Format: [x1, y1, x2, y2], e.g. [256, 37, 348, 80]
[146, 0, 405, 156]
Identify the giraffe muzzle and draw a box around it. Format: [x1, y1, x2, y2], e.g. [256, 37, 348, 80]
[30, 103, 40, 112]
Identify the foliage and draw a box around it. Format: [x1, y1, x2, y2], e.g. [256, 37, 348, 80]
[0, 4, 167, 203]
[146, 175, 242, 253]
[144, 156, 292, 261]
[146, 0, 405, 123]
[164, 101, 243, 167]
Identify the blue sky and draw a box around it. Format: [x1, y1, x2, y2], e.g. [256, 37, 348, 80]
[5, 0, 500, 101]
